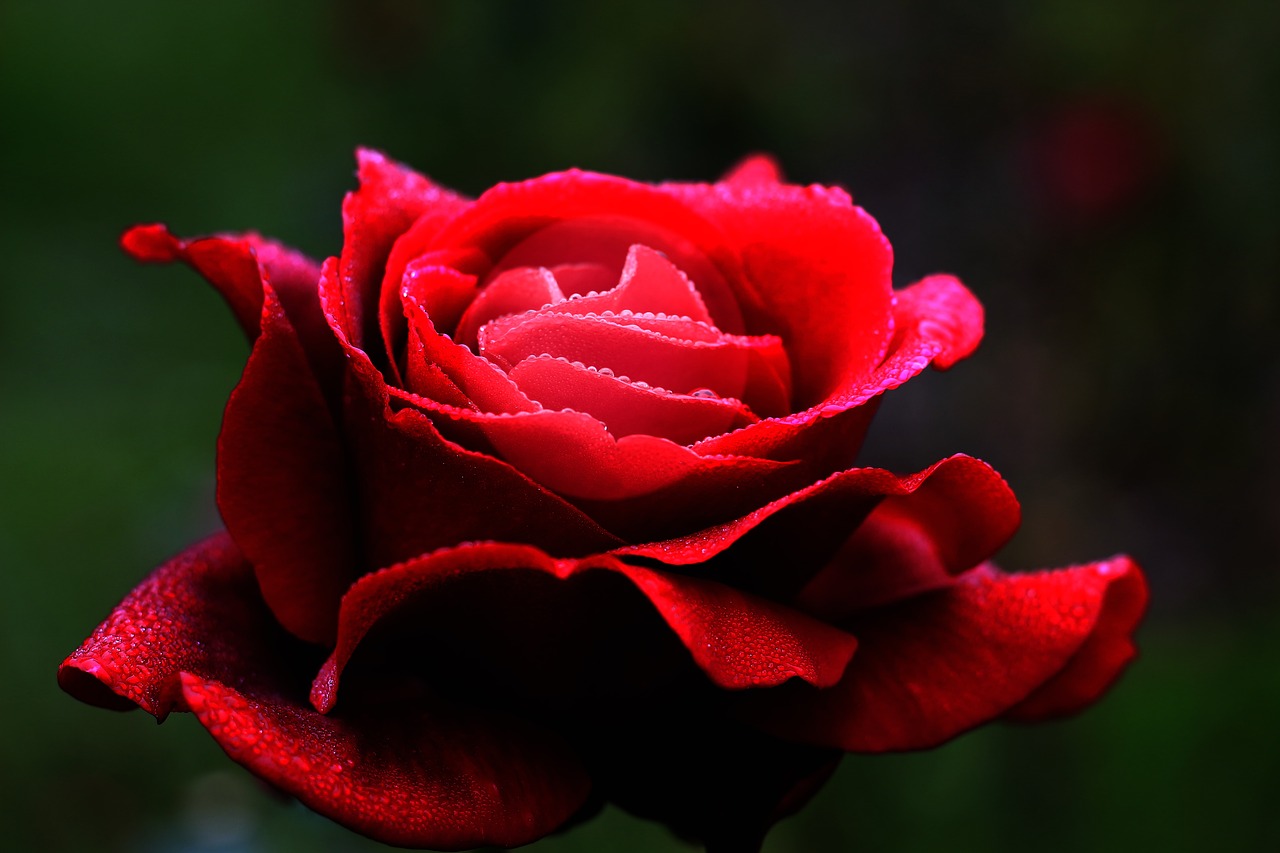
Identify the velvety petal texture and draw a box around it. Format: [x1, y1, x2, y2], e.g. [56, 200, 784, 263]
[64, 151, 1147, 852]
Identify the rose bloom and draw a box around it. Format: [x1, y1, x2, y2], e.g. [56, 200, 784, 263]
[60, 152, 1146, 852]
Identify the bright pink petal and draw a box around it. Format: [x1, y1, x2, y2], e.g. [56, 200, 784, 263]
[454, 265, 565, 349]
[217, 285, 358, 644]
[1005, 557, 1148, 720]
[59, 532, 273, 719]
[310, 543, 858, 714]
[509, 355, 757, 444]
[480, 310, 786, 408]
[182, 674, 590, 850]
[525, 244, 715, 326]
[745, 558, 1147, 752]
[402, 293, 539, 414]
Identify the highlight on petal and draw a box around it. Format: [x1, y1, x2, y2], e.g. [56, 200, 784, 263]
[1004, 556, 1148, 721]
[58, 532, 275, 720]
[743, 557, 1147, 753]
[182, 674, 590, 850]
[311, 542, 858, 715]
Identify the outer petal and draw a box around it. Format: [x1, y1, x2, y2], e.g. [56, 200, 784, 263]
[120, 225, 334, 378]
[58, 532, 591, 850]
[690, 274, 984, 464]
[310, 542, 859, 714]
[336, 148, 467, 351]
[661, 176, 895, 409]
[743, 558, 1147, 752]
[59, 532, 269, 719]
[1004, 557, 1148, 720]
[217, 284, 358, 644]
[182, 674, 590, 850]
[620, 454, 1017, 603]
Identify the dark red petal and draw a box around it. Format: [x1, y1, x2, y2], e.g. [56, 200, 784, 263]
[793, 455, 1021, 614]
[59, 532, 269, 719]
[721, 153, 785, 187]
[745, 558, 1147, 752]
[454, 265, 565, 349]
[217, 285, 357, 644]
[338, 149, 467, 349]
[620, 454, 1015, 605]
[509, 355, 757, 444]
[322, 284, 623, 563]
[119, 226, 329, 367]
[662, 177, 894, 409]
[311, 543, 857, 714]
[1005, 557, 1148, 720]
[182, 674, 590, 850]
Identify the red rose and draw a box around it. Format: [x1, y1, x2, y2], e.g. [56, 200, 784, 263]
[60, 152, 1146, 851]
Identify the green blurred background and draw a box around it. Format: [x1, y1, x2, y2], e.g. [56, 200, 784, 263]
[2, 1, 1276, 850]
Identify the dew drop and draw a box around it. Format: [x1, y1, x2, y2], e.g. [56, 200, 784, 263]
[690, 388, 718, 399]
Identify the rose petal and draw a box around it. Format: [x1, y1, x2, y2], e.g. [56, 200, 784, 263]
[1004, 557, 1148, 720]
[793, 455, 1021, 613]
[480, 310, 786, 407]
[339, 148, 467, 350]
[454, 265, 566, 349]
[310, 543, 858, 714]
[455, 405, 796, 502]
[528, 244, 715, 326]
[402, 292, 539, 414]
[59, 528, 590, 849]
[689, 274, 984, 466]
[182, 674, 590, 850]
[217, 285, 358, 644]
[721, 153, 785, 187]
[119, 225, 332, 375]
[426, 171, 747, 334]
[744, 558, 1147, 752]
[663, 177, 894, 408]
[509, 355, 757, 444]
[59, 532, 281, 719]
[621, 454, 1017, 603]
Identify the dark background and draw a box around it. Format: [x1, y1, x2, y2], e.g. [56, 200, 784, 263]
[3, 1, 1276, 850]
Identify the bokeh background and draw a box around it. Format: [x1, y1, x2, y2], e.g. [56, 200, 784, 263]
[3, 1, 1277, 850]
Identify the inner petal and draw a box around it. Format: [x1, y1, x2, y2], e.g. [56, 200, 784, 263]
[479, 312, 764, 400]
[454, 266, 565, 349]
[509, 355, 759, 444]
[534, 245, 714, 325]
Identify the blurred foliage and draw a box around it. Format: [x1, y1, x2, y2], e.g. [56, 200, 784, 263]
[2, 0, 1276, 850]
